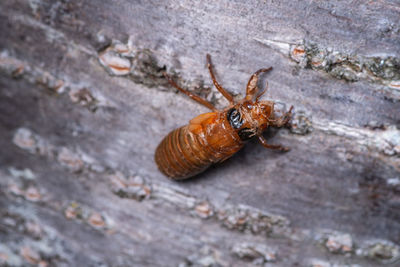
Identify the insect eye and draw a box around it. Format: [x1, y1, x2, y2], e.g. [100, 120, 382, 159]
[227, 108, 243, 129]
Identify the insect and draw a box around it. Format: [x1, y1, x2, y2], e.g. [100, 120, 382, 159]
[155, 54, 293, 180]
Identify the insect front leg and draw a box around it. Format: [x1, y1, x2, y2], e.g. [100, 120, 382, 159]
[255, 80, 268, 102]
[245, 67, 272, 101]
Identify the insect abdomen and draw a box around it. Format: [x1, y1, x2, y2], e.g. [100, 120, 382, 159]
[155, 111, 245, 180]
[155, 126, 213, 180]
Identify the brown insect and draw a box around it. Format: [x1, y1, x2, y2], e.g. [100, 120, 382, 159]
[155, 54, 293, 180]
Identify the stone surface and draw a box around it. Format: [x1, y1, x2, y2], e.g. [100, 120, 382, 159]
[0, 0, 399, 266]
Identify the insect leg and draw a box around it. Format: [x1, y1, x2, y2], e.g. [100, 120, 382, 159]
[258, 135, 289, 152]
[206, 54, 235, 104]
[256, 80, 268, 101]
[163, 72, 217, 111]
[270, 105, 293, 127]
[246, 67, 272, 101]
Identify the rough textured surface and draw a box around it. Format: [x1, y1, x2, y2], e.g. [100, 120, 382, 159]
[1, 0, 399, 266]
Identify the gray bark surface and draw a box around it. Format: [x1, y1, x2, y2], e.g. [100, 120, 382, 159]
[1, 1, 400, 266]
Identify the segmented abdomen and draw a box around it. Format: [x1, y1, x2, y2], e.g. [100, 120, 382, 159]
[155, 126, 218, 180]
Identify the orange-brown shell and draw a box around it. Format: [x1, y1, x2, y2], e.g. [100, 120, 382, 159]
[155, 111, 243, 180]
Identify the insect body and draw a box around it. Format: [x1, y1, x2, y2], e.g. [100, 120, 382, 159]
[155, 55, 293, 180]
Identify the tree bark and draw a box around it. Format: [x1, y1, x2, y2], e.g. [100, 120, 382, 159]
[1, 1, 400, 266]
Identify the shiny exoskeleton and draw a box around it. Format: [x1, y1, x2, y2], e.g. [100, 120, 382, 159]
[155, 55, 293, 180]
